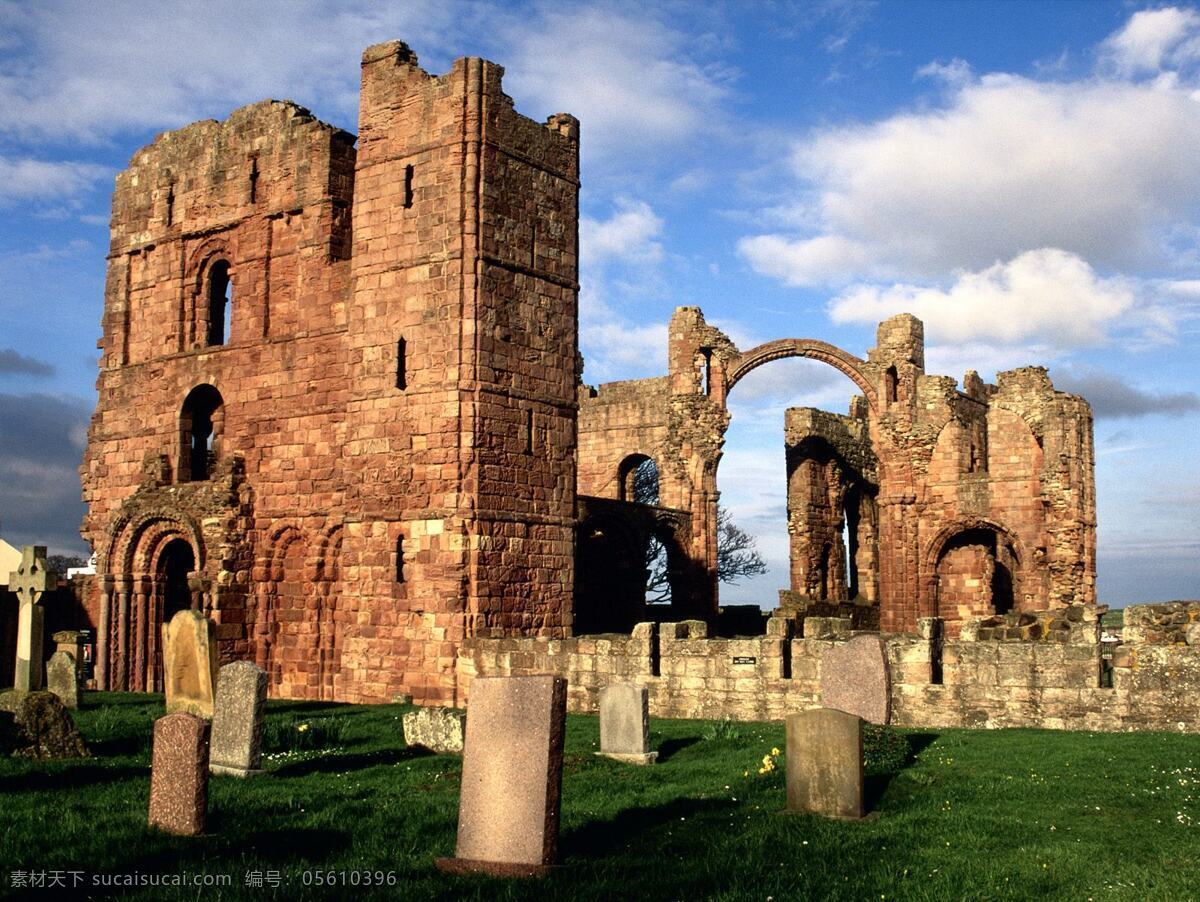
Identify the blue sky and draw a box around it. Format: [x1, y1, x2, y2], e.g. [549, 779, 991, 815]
[0, 1, 1196, 606]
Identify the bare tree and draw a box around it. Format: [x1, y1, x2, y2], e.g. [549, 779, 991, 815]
[644, 505, 767, 605]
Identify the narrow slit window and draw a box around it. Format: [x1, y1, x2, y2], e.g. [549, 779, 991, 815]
[395, 534, 406, 583]
[165, 185, 175, 227]
[403, 164, 414, 209]
[530, 222, 537, 268]
[395, 337, 407, 390]
[248, 157, 259, 204]
[207, 260, 232, 346]
[525, 407, 534, 455]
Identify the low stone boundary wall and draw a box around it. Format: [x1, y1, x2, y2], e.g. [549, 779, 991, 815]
[458, 604, 1200, 732]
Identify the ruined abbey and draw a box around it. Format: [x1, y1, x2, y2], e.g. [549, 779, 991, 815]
[80, 41, 1198, 732]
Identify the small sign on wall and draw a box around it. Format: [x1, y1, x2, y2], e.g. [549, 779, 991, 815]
[731, 655, 757, 665]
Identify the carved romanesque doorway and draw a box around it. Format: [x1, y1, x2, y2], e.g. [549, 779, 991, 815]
[152, 538, 194, 691]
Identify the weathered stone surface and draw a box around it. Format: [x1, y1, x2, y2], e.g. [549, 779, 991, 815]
[786, 708, 864, 819]
[439, 675, 567, 876]
[0, 690, 89, 759]
[148, 712, 210, 836]
[162, 610, 219, 718]
[820, 635, 891, 725]
[402, 706, 466, 754]
[210, 661, 267, 777]
[45, 651, 79, 709]
[598, 682, 655, 764]
[10, 545, 54, 692]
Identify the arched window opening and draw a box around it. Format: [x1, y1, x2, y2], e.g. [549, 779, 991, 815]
[618, 454, 659, 504]
[207, 260, 232, 346]
[884, 366, 898, 406]
[179, 384, 223, 482]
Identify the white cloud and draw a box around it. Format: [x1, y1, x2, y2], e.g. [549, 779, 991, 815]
[581, 198, 664, 266]
[1101, 7, 1200, 76]
[501, 6, 733, 169]
[737, 233, 879, 287]
[0, 157, 108, 204]
[829, 248, 1134, 349]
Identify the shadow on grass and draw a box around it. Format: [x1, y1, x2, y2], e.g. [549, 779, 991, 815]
[0, 763, 145, 794]
[904, 731, 940, 760]
[863, 730, 942, 811]
[265, 701, 354, 717]
[270, 746, 429, 777]
[655, 736, 699, 763]
[88, 735, 148, 757]
[562, 796, 736, 861]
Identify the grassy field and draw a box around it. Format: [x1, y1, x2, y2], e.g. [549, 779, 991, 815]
[1, 693, 1196, 901]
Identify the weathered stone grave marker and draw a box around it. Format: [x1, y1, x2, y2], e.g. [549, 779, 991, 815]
[162, 609, 219, 718]
[819, 634, 891, 724]
[785, 707, 865, 819]
[210, 661, 267, 777]
[437, 675, 567, 877]
[597, 682, 656, 764]
[45, 651, 79, 709]
[403, 706, 466, 754]
[9, 546, 55, 692]
[148, 712, 211, 835]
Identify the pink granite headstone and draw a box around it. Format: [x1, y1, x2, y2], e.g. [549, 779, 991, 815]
[437, 675, 567, 877]
[148, 712, 210, 836]
[819, 634, 891, 724]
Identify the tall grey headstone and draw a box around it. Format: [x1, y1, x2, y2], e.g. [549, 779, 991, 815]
[209, 661, 267, 777]
[785, 707, 865, 819]
[597, 683, 656, 764]
[9, 546, 55, 692]
[819, 634, 891, 724]
[437, 675, 567, 878]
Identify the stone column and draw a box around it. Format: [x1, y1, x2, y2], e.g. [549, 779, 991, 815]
[115, 577, 131, 691]
[133, 576, 151, 692]
[97, 576, 113, 690]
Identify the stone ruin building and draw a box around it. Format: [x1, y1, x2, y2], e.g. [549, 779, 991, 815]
[77, 40, 1199, 731]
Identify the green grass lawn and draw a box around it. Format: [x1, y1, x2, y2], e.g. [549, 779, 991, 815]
[1, 693, 1196, 901]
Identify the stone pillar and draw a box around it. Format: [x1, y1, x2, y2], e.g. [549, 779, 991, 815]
[115, 577, 131, 691]
[97, 576, 113, 690]
[133, 577, 151, 692]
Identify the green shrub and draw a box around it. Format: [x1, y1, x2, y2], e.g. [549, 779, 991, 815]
[862, 723, 910, 774]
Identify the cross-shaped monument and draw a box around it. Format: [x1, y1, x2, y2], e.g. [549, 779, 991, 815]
[9, 545, 56, 691]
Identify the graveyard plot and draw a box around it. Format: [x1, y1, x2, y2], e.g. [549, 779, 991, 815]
[0, 693, 1195, 900]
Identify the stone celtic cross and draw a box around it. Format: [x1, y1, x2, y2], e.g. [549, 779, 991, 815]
[10, 545, 56, 691]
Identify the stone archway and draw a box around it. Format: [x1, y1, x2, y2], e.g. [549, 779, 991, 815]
[726, 338, 878, 410]
[925, 519, 1024, 637]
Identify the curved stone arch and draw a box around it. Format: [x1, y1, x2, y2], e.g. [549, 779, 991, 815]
[727, 339, 877, 409]
[106, 509, 204, 579]
[315, 523, 345, 582]
[186, 236, 237, 295]
[923, 515, 1027, 575]
[263, 522, 309, 582]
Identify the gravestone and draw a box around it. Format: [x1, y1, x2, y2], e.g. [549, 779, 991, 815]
[209, 661, 267, 777]
[785, 707, 864, 819]
[0, 690, 89, 758]
[597, 683, 656, 764]
[148, 712, 211, 835]
[45, 651, 79, 709]
[9, 546, 55, 692]
[819, 634, 891, 724]
[402, 706, 466, 754]
[437, 675, 567, 877]
[162, 610, 219, 718]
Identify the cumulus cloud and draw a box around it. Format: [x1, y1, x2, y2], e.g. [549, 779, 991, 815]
[1051, 367, 1200, 418]
[0, 349, 54, 377]
[501, 6, 733, 169]
[581, 198, 664, 266]
[0, 157, 108, 205]
[0, 392, 90, 554]
[1100, 7, 1200, 76]
[829, 248, 1134, 349]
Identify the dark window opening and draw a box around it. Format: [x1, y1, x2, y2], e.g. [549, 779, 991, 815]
[403, 165, 414, 209]
[395, 534, 406, 582]
[395, 337, 407, 390]
[207, 260, 232, 346]
[180, 384, 223, 482]
[619, 454, 659, 505]
[249, 157, 259, 204]
[992, 559, 1014, 615]
[524, 408, 534, 455]
[166, 185, 175, 227]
